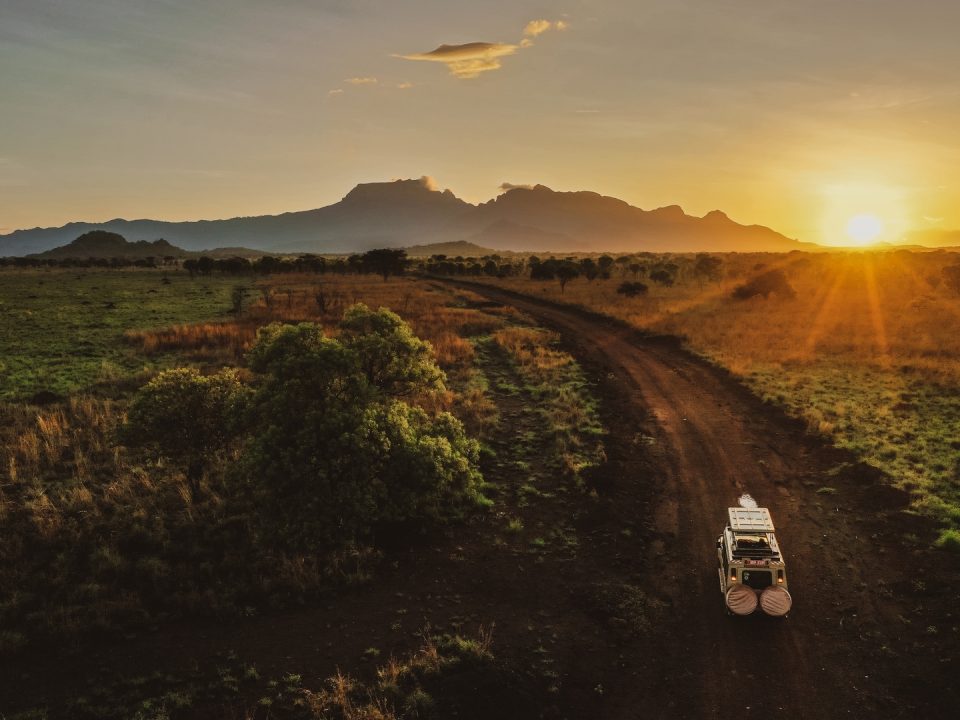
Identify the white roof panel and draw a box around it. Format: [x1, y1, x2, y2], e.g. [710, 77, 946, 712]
[728, 507, 775, 532]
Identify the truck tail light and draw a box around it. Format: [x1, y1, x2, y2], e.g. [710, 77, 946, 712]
[730, 572, 737, 583]
[777, 570, 784, 584]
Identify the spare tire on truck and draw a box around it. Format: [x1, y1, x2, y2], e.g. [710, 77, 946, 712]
[725, 584, 758, 615]
[759, 586, 792, 617]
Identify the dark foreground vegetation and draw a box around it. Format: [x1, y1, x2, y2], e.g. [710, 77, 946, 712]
[1, 304, 485, 654]
[1, 266, 612, 717]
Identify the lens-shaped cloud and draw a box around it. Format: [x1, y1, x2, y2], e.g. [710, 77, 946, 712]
[397, 20, 568, 80]
[399, 42, 519, 79]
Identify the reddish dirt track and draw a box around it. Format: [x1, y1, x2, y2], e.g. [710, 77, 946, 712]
[451, 280, 959, 720]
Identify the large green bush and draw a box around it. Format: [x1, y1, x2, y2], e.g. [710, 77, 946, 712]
[240, 307, 486, 550]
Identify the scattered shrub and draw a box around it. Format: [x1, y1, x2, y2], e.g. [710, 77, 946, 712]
[732, 268, 796, 300]
[935, 528, 960, 552]
[122, 368, 248, 498]
[616, 281, 648, 298]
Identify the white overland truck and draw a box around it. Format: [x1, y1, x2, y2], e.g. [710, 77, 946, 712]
[717, 507, 792, 617]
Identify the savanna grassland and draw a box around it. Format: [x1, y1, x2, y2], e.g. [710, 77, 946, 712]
[0, 267, 615, 718]
[0, 270, 257, 401]
[3, 257, 960, 719]
[459, 250, 960, 544]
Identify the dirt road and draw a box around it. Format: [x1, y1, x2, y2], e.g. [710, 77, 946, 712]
[451, 280, 958, 720]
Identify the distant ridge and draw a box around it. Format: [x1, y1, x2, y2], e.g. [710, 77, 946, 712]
[403, 240, 499, 257]
[1, 177, 818, 256]
[32, 231, 189, 259]
[31, 230, 270, 260]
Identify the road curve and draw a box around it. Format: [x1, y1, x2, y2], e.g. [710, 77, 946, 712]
[446, 279, 955, 720]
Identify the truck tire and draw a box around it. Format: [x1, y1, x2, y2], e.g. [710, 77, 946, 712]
[725, 584, 758, 615]
[759, 586, 792, 617]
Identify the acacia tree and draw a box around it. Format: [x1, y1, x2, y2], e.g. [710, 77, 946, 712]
[649, 268, 674, 287]
[694, 254, 723, 288]
[122, 368, 247, 498]
[360, 248, 408, 281]
[579, 258, 599, 282]
[597, 255, 615, 278]
[556, 263, 580, 293]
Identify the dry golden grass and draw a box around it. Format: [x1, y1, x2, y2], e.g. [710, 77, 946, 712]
[482, 252, 960, 380]
[294, 630, 495, 719]
[492, 327, 572, 381]
[125, 321, 257, 359]
[124, 276, 506, 372]
[455, 384, 500, 437]
[1, 396, 122, 487]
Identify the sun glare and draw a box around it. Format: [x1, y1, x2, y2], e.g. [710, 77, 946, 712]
[820, 183, 908, 246]
[846, 213, 884, 245]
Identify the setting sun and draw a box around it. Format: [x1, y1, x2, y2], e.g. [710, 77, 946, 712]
[846, 213, 884, 245]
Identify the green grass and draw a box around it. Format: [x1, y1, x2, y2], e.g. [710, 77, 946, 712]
[935, 528, 960, 552]
[746, 361, 960, 533]
[0, 269, 253, 400]
[486, 328, 606, 488]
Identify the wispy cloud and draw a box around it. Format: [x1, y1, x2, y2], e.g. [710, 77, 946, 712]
[345, 76, 378, 85]
[499, 182, 534, 191]
[523, 20, 552, 38]
[398, 19, 568, 79]
[523, 19, 568, 38]
[328, 88, 344, 96]
[397, 81, 413, 89]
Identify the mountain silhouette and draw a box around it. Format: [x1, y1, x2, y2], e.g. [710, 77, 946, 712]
[34, 231, 188, 259]
[0, 178, 812, 256]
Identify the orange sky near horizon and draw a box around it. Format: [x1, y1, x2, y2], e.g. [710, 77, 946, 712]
[1, 0, 959, 247]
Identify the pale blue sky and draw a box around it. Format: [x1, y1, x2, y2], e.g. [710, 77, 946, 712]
[2, 0, 958, 243]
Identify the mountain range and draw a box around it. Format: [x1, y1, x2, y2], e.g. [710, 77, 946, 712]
[0, 178, 816, 256]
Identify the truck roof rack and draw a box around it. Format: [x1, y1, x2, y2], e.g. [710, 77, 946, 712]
[728, 507, 775, 533]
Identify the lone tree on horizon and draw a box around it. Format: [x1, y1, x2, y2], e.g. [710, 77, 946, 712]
[556, 262, 580, 293]
[361, 248, 408, 281]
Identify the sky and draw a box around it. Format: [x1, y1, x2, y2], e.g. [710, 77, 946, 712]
[2, 0, 959, 246]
